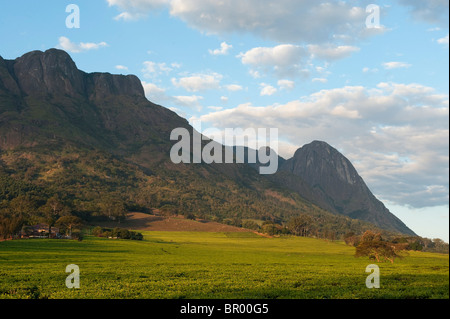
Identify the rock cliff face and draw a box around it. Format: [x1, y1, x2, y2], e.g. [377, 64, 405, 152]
[278, 141, 416, 235]
[1, 49, 144, 99]
[0, 49, 187, 152]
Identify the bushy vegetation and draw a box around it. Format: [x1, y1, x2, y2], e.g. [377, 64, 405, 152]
[344, 231, 449, 255]
[354, 231, 407, 264]
[0, 146, 399, 242]
[1, 146, 447, 248]
[92, 226, 143, 241]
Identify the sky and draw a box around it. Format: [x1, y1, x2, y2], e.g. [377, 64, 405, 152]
[0, 0, 448, 241]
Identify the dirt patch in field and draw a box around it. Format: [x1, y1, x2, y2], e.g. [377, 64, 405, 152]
[95, 212, 252, 233]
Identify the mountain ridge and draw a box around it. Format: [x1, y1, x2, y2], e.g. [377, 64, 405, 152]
[0, 49, 416, 237]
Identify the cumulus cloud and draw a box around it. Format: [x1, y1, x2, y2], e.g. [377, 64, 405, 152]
[107, 0, 169, 20]
[308, 44, 360, 61]
[239, 45, 305, 67]
[260, 83, 277, 96]
[107, 0, 381, 44]
[312, 78, 328, 84]
[141, 81, 169, 103]
[238, 43, 362, 79]
[238, 44, 310, 78]
[57, 36, 108, 53]
[172, 72, 223, 92]
[224, 84, 243, 92]
[209, 42, 233, 56]
[397, 0, 449, 27]
[142, 61, 174, 78]
[142, 80, 205, 111]
[199, 82, 449, 208]
[437, 34, 449, 46]
[115, 65, 129, 71]
[173, 95, 204, 110]
[382, 61, 412, 70]
[278, 80, 295, 90]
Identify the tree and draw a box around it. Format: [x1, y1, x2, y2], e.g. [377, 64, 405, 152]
[8, 195, 37, 220]
[185, 213, 196, 220]
[55, 215, 83, 237]
[355, 231, 406, 264]
[0, 214, 24, 239]
[408, 240, 423, 251]
[261, 221, 282, 236]
[344, 232, 360, 247]
[287, 215, 313, 237]
[99, 198, 127, 223]
[40, 196, 70, 238]
[92, 226, 103, 237]
[242, 220, 260, 231]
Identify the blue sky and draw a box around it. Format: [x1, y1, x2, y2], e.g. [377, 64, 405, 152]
[0, 0, 448, 241]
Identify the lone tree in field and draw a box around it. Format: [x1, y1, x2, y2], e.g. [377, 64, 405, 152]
[355, 230, 406, 264]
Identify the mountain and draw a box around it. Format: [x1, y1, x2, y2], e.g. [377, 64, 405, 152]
[0, 49, 416, 237]
[276, 141, 416, 235]
[0, 49, 189, 154]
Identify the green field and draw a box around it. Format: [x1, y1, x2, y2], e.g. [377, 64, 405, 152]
[0, 232, 448, 299]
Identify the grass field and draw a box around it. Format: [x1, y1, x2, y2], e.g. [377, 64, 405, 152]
[0, 232, 448, 299]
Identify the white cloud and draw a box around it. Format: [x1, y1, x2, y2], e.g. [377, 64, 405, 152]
[312, 78, 328, 84]
[220, 97, 228, 103]
[238, 43, 360, 79]
[363, 67, 379, 73]
[172, 72, 223, 92]
[115, 65, 129, 71]
[437, 34, 449, 46]
[397, 0, 449, 27]
[199, 82, 449, 208]
[249, 70, 261, 79]
[173, 95, 204, 110]
[141, 81, 169, 103]
[224, 84, 243, 92]
[239, 44, 305, 67]
[142, 80, 207, 110]
[107, 0, 169, 20]
[171, 0, 376, 44]
[278, 80, 295, 90]
[382, 61, 412, 70]
[209, 42, 233, 55]
[142, 61, 173, 78]
[260, 83, 277, 96]
[108, 0, 380, 45]
[238, 44, 309, 78]
[57, 36, 108, 53]
[113, 12, 145, 21]
[308, 44, 360, 61]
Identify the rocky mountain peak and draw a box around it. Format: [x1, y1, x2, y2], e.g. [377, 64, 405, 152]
[291, 140, 360, 186]
[279, 141, 416, 235]
[1, 49, 145, 100]
[12, 49, 84, 97]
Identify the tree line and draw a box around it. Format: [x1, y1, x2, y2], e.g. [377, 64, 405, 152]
[92, 226, 143, 240]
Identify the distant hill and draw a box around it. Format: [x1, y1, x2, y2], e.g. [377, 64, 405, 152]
[0, 49, 416, 237]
